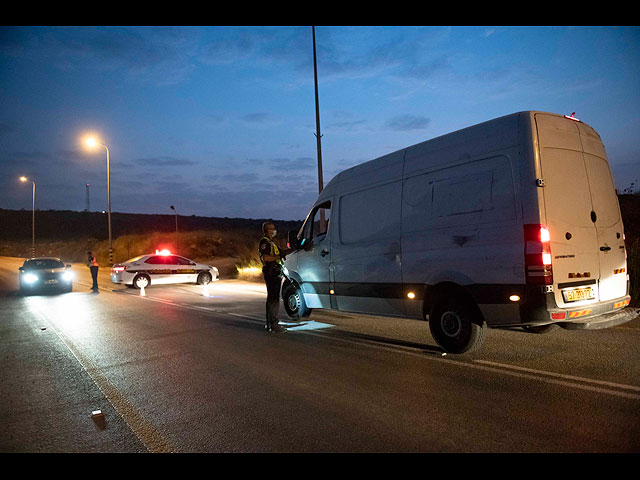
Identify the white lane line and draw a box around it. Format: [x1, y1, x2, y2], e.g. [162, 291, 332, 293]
[104, 288, 640, 401]
[26, 299, 177, 453]
[474, 359, 640, 393]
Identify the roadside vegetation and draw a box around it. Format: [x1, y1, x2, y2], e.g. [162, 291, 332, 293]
[1, 194, 638, 301]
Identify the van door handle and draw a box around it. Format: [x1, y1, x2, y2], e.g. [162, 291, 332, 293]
[321, 249, 329, 257]
[600, 246, 611, 252]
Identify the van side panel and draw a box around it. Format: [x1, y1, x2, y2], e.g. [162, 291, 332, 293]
[401, 114, 524, 325]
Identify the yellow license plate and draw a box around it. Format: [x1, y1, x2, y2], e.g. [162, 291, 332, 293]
[562, 287, 594, 303]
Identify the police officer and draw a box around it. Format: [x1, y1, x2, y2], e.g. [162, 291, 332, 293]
[87, 251, 99, 291]
[259, 222, 293, 332]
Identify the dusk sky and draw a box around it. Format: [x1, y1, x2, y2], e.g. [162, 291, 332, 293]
[1, 26, 639, 221]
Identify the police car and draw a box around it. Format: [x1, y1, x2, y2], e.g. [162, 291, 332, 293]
[110, 250, 219, 289]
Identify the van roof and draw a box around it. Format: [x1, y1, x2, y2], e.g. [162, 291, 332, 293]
[317, 111, 593, 203]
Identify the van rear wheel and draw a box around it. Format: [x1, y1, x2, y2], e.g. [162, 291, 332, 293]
[429, 298, 486, 354]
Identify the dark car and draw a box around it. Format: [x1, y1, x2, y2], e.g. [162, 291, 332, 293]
[19, 257, 74, 294]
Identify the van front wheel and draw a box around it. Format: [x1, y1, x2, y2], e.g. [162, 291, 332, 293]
[429, 299, 486, 354]
[282, 282, 310, 320]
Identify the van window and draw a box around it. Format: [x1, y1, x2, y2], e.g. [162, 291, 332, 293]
[433, 170, 493, 217]
[339, 181, 401, 244]
[302, 201, 331, 240]
[584, 153, 620, 227]
[403, 156, 516, 231]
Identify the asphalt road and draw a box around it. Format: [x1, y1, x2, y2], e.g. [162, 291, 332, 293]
[1, 255, 639, 453]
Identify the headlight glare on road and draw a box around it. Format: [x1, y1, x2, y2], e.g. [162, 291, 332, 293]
[24, 273, 38, 284]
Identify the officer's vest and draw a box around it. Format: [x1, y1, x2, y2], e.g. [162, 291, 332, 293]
[89, 256, 98, 267]
[260, 236, 282, 266]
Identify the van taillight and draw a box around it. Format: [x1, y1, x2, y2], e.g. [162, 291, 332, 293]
[524, 224, 553, 285]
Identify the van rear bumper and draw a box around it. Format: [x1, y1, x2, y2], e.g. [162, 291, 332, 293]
[556, 306, 640, 330]
[517, 289, 637, 330]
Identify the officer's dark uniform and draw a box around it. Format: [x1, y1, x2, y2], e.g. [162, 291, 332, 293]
[259, 234, 285, 332]
[87, 251, 99, 291]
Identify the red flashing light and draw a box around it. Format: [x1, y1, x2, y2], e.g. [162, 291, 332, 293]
[155, 249, 171, 256]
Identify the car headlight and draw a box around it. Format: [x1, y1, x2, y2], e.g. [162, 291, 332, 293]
[24, 273, 38, 284]
[62, 271, 74, 282]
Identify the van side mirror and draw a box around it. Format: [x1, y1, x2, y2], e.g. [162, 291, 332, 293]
[288, 230, 300, 250]
[19, 267, 24, 271]
[66, 264, 72, 268]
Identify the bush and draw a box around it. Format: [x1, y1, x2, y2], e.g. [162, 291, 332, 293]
[627, 237, 640, 307]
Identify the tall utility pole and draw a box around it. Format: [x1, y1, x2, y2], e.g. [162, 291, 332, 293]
[85, 183, 90, 212]
[312, 26, 324, 194]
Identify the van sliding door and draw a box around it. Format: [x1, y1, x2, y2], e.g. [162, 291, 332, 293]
[333, 181, 404, 316]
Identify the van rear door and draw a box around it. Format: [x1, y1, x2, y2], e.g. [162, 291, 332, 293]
[536, 113, 626, 307]
[578, 121, 627, 301]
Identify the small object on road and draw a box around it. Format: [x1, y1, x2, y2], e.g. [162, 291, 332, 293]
[91, 410, 106, 430]
[140, 285, 146, 297]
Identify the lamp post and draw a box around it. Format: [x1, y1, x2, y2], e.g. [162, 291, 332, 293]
[19, 176, 36, 257]
[312, 25, 324, 195]
[170, 205, 178, 251]
[84, 137, 113, 264]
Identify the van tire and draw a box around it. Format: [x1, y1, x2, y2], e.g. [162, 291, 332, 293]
[282, 282, 310, 320]
[429, 298, 486, 354]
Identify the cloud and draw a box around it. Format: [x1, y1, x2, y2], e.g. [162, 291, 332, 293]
[267, 157, 315, 170]
[1, 26, 199, 86]
[239, 112, 280, 126]
[0, 122, 17, 135]
[135, 156, 199, 167]
[385, 115, 431, 131]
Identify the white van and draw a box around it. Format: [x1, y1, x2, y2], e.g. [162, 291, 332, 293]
[282, 111, 638, 353]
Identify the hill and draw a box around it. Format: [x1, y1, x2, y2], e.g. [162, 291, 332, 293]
[0, 208, 302, 278]
[1, 194, 639, 304]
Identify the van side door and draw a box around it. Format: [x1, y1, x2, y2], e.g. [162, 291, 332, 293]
[332, 181, 404, 316]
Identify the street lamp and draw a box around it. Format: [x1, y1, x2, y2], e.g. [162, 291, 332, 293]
[19, 176, 36, 257]
[83, 136, 113, 264]
[170, 205, 178, 251]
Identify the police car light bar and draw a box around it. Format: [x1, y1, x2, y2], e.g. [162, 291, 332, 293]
[156, 249, 171, 255]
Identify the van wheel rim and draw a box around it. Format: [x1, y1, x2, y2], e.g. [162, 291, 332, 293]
[288, 293, 300, 312]
[441, 311, 462, 338]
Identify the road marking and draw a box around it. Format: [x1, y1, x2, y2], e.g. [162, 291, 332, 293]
[473, 360, 640, 398]
[85, 282, 640, 401]
[26, 299, 178, 453]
